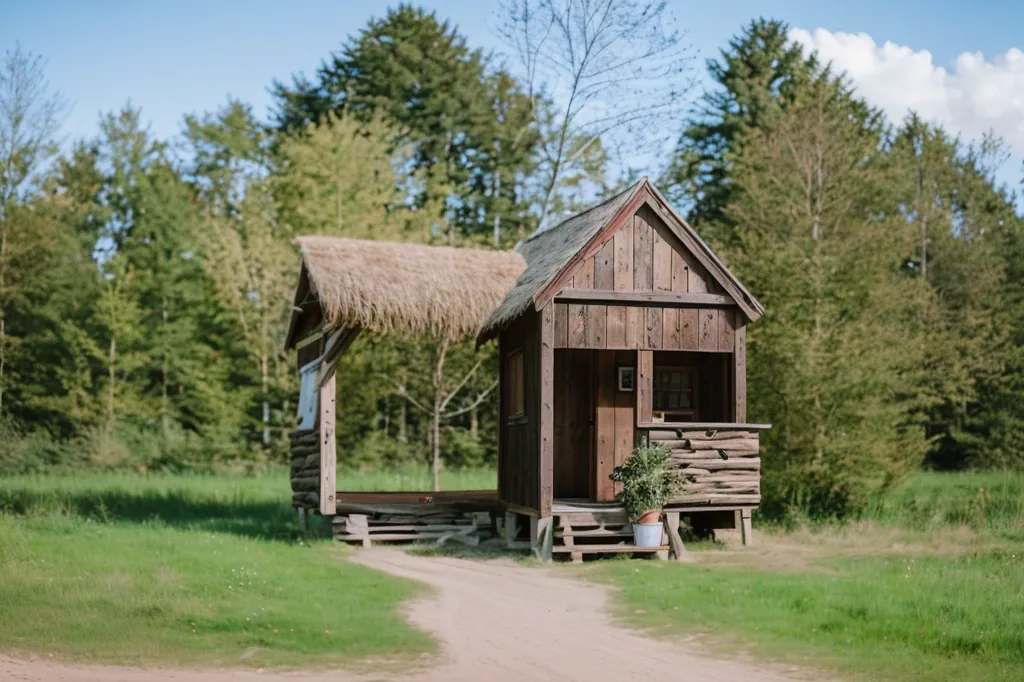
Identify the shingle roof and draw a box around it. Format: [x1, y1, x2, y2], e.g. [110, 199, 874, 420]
[476, 180, 644, 342]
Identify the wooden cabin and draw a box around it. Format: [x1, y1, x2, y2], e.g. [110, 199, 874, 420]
[476, 178, 769, 559]
[285, 178, 768, 559]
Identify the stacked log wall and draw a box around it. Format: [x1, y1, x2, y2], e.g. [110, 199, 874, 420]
[646, 428, 761, 506]
[290, 427, 320, 509]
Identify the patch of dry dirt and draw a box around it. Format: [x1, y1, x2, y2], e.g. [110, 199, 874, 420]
[1, 548, 822, 682]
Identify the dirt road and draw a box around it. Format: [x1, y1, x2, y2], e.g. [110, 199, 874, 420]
[2, 549, 818, 682]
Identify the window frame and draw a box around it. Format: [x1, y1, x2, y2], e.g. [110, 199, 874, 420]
[652, 364, 698, 421]
[506, 347, 526, 422]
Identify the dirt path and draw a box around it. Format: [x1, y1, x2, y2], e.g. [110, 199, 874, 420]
[2, 549, 819, 682]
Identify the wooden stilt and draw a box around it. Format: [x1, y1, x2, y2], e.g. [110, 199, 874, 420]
[505, 511, 520, 549]
[297, 507, 308, 534]
[531, 516, 553, 561]
[740, 508, 753, 546]
[664, 511, 687, 560]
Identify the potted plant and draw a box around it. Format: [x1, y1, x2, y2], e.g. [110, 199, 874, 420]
[610, 441, 680, 547]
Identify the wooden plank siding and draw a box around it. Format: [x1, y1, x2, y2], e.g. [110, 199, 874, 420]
[551, 202, 723, 354]
[592, 350, 636, 502]
[498, 313, 541, 512]
[554, 305, 734, 351]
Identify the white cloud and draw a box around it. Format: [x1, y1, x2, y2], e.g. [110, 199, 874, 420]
[790, 28, 1024, 162]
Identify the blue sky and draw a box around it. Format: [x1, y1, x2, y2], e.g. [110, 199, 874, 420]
[3, 0, 1023, 189]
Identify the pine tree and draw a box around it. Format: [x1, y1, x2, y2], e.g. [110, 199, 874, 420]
[724, 73, 930, 517]
[271, 4, 536, 244]
[663, 19, 817, 240]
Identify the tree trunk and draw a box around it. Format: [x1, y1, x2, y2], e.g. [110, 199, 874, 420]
[398, 397, 407, 443]
[161, 295, 169, 436]
[108, 336, 117, 423]
[470, 404, 479, 441]
[492, 167, 502, 246]
[0, 226, 7, 417]
[261, 353, 270, 449]
[431, 339, 449, 492]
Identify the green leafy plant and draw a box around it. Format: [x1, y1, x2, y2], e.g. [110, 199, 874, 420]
[610, 441, 682, 521]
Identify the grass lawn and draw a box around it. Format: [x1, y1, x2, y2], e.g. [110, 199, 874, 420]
[0, 468, 491, 669]
[593, 471, 1024, 682]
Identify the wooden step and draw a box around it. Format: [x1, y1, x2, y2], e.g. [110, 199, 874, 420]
[552, 544, 668, 554]
[555, 528, 633, 538]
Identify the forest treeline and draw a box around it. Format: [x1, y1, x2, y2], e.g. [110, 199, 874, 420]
[1, 5, 1022, 518]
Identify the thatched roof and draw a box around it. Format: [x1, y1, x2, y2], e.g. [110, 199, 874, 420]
[476, 180, 644, 341]
[476, 177, 764, 343]
[290, 236, 526, 342]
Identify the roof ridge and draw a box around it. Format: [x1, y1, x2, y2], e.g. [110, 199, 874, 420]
[520, 177, 647, 245]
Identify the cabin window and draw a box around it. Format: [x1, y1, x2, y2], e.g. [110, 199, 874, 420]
[296, 359, 321, 430]
[506, 349, 525, 419]
[653, 365, 697, 421]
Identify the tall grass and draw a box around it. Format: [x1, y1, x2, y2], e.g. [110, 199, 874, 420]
[861, 471, 1024, 538]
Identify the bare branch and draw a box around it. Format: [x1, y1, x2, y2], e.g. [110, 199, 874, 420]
[442, 380, 499, 419]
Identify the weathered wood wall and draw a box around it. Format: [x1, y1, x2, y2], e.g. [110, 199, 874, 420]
[553, 303, 739, 351]
[551, 203, 742, 352]
[498, 312, 542, 512]
[290, 427, 320, 509]
[645, 427, 762, 506]
[594, 350, 635, 502]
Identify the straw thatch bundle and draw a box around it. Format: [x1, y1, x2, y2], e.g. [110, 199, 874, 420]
[296, 236, 526, 340]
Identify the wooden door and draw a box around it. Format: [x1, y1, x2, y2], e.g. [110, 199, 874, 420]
[593, 350, 636, 501]
[553, 349, 593, 499]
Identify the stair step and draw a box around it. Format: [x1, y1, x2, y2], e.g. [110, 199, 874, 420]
[555, 528, 633, 538]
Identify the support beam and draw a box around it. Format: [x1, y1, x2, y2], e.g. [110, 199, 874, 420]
[637, 350, 653, 427]
[531, 516, 553, 561]
[504, 511, 520, 549]
[555, 289, 735, 308]
[539, 304, 554, 517]
[319, 372, 337, 516]
[664, 511, 688, 562]
[740, 508, 753, 546]
[733, 321, 747, 422]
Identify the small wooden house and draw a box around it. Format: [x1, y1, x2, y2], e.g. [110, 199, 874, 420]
[476, 178, 769, 558]
[285, 178, 768, 559]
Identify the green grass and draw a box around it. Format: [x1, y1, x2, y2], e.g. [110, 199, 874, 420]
[0, 470, 496, 668]
[595, 470, 1024, 682]
[860, 470, 1024, 539]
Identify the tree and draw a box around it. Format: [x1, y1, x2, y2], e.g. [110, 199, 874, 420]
[395, 339, 498, 490]
[186, 101, 296, 450]
[663, 19, 816, 240]
[97, 106, 233, 443]
[888, 119, 1018, 469]
[724, 74, 931, 517]
[274, 111, 437, 241]
[498, 0, 694, 229]
[0, 45, 67, 416]
[272, 5, 537, 245]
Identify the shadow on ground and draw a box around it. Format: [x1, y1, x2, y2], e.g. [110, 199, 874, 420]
[0, 483, 332, 543]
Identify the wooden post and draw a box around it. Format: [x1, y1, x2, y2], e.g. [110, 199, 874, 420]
[531, 515, 553, 562]
[637, 350, 653, 426]
[504, 511, 520, 549]
[319, 372, 337, 516]
[740, 508, 753, 546]
[664, 511, 687, 561]
[733, 321, 747, 423]
[297, 507, 308, 535]
[539, 304, 554, 517]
